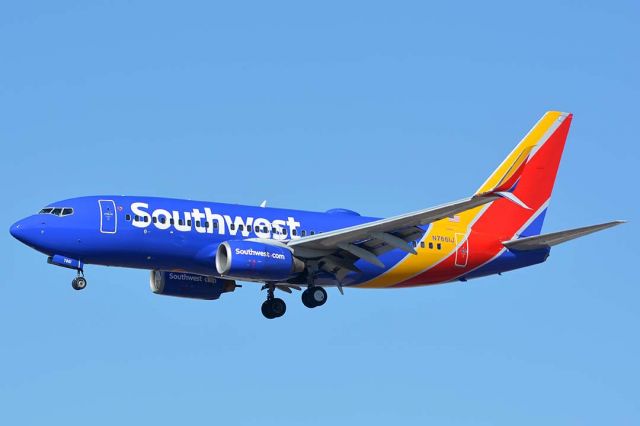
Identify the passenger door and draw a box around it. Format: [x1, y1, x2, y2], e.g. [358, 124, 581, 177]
[99, 200, 117, 234]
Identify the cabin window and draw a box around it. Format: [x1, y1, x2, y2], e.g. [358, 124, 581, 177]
[292, 229, 297, 236]
[126, 214, 131, 221]
[420, 241, 425, 248]
[310, 231, 315, 235]
[159, 217, 166, 224]
[204, 221, 209, 228]
[238, 225, 244, 231]
[143, 216, 149, 223]
[282, 229, 287, 235]
[196, 221, 201, 227]
[429, 242, 434, 249]
[187, 220, 192, 226]
[213, 222, 218, 229]
[152, 217, 158, 224]
[437, 243, 442, 250]
[178, 219, 184, 226]
[247, 225, 252, 232]
[170, 218, 174, 225]
[412, 241, 417, 247]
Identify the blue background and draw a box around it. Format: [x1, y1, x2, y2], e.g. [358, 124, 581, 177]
[1, 1, 638, 424]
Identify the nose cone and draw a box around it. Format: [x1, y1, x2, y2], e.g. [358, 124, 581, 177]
[10, 217, 42, 248]
[10, 220, 27, 242]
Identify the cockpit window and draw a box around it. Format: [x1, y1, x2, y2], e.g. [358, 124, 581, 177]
[38, 207, 74, 217]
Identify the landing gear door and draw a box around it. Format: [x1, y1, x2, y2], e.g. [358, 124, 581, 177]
[454, 232, 468, 267]
[99, 200, 117, 234]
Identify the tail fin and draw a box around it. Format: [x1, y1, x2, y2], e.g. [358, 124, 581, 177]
[473, 111, 573, 237]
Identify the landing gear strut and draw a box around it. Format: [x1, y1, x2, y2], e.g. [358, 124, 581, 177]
[71, 271, 87, 291]
[261, 284, 286, 319]
[302, 286, 327, 309]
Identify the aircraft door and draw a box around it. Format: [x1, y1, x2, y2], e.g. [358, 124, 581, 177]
[99, 200, 117, 234]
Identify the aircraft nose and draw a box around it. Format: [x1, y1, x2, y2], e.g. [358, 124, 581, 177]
[10, 220, 26, 241]
[9, 218, 41, 246]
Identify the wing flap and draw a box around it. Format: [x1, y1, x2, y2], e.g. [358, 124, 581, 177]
[502, 221, 625, 251]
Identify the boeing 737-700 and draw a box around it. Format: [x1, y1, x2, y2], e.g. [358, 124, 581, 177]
[10, 111, 624, 318]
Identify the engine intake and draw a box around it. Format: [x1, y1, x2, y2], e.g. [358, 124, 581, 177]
[215, 240, 304, 281]
[150, 271, 236, 300]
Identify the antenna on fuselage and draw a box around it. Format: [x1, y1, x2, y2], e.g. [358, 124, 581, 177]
[259, 200, 267, 208]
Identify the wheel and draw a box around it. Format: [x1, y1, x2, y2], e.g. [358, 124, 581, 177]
[301, 290, 315, 308]
[302, 286, 327, 308]
[72, 276, 87, 291]
[310, 286, 327, 307]
[261, 298, 287, 319]
[270, 298, 286, 317]
[261, 300, 275, 319]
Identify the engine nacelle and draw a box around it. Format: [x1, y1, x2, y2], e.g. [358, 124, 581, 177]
[215, 240, 304, 281]
[150, 271, 236, 300]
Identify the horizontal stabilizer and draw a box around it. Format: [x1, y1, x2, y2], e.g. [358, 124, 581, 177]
[503, 220, 625, 251]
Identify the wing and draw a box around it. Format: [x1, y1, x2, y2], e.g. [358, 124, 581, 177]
[502, 221, 625, 251]
[287, 192, 513, 280]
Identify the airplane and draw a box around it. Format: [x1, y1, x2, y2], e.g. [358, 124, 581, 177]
[10, 111, 625, 319]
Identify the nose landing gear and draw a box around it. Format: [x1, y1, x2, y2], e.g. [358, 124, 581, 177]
[71, 271, 87, 290]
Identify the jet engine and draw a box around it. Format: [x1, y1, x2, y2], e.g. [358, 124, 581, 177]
[215, 240, 304, 281]
[150, 270, 236, 300]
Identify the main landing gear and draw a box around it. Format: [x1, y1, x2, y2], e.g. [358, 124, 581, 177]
[259, 282, 329, 319]
[71, 271, 87, 291]
[261, 284, 286, 319]
[302, 286, 327, 309]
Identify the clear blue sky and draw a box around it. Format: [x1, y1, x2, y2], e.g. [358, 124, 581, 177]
[1, 1, 638, 424]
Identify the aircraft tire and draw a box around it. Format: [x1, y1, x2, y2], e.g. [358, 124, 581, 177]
[72, 276, 87, 291]
[261, 298, 286, 319]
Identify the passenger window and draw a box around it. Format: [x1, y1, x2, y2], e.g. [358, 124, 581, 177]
[412, 241, 417, 247]
[187, 220, 192, 226]
[239, 225, 244, 231]
[247, 225, 252, 232]
[230, 224, 235, 230]
[204, 221, 209, 228]
[196, 221, 201, 227]
[437, 243, 442, 250]
[429, 242, 433, 249]
[144, 216, 149, 222]
[263, 227, 268, 233]
[420, 242, 425, 248]
[310, 231, 315, 235]
[152, 217, 158, 223]
[301, 230, 306, 236]
[179, 219, 184, 226]
[126, 214, 131, 221]
[213, 222, 218, 229]
[282, 229, 287, 235]
[134, 215, 140, 221]
[292, 229, 297, 236]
